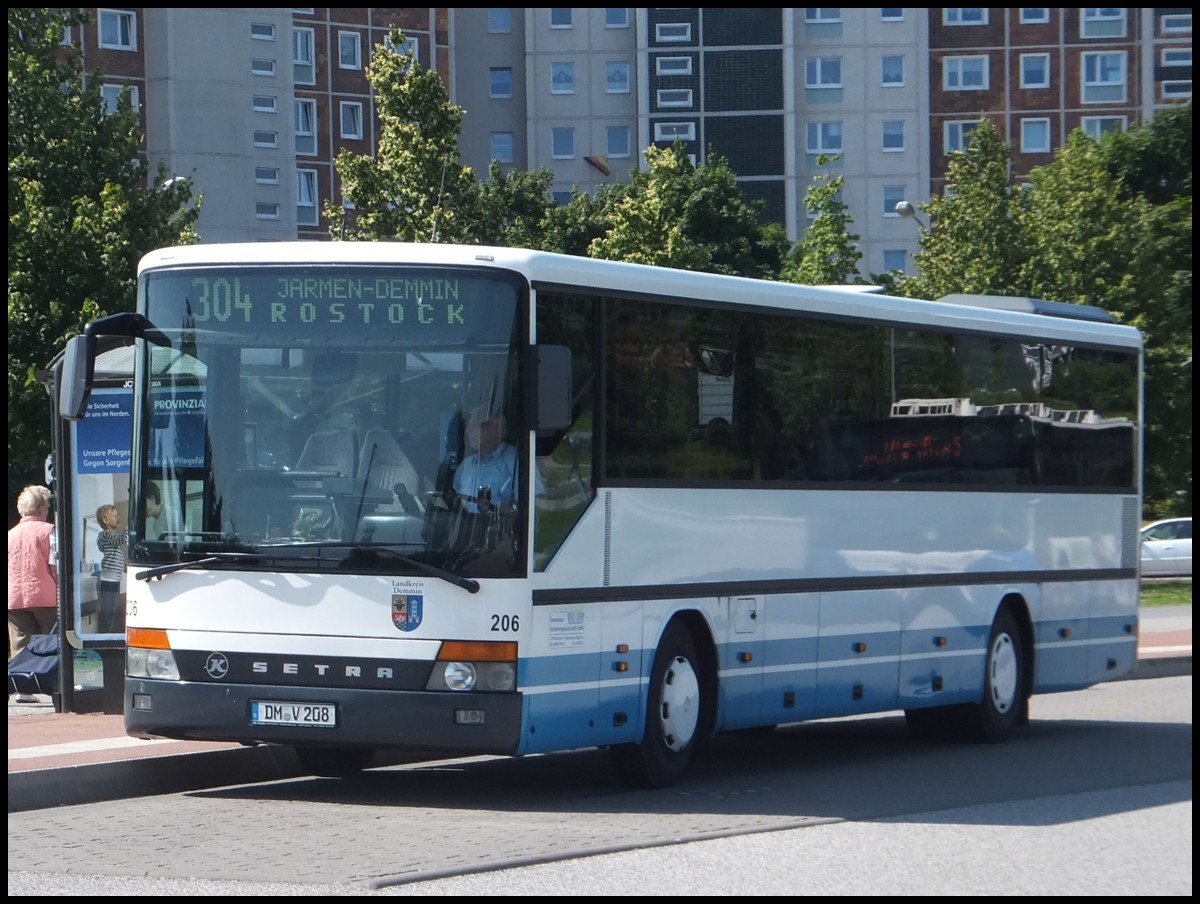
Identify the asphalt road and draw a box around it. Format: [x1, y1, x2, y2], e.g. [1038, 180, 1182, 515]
[8, 673, 1191, 896]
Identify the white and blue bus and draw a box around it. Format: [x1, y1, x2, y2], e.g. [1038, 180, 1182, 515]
[59, 242, 1143, 787]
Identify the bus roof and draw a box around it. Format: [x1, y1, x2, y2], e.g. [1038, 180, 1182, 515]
[138, 242, 1143, 351]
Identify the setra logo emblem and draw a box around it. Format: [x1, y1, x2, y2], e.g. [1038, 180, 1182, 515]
[392, 594, 423, 632]
[205, 652, 230, 679]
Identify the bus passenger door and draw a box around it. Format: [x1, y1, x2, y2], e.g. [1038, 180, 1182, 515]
[720, 595, 764, 729]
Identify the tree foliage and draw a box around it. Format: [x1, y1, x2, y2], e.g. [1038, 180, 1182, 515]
[900, 121, 1029, 301]
[781, 155, 863, 285]
[589, 143, 785, 278]
[8, 8, 199, 508]
[325, 30, 477, 243]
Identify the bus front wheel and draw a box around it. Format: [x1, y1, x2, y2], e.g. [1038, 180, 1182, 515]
[610, 622, 704, 789]
[294, 746, 376, 777]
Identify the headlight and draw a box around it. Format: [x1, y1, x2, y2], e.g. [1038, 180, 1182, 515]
[427, 660, 516, 692]
[443, 661, 477, 691]
[127, 647, 180, 680]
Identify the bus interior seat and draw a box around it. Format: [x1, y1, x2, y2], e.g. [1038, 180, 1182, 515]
[295, 429, 357, 477]
[358, 427, 426, 511]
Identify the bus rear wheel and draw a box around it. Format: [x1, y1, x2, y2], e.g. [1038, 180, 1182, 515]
[905, 607, 1028, 743]
[610, 622, 705, 789]
[961, 607, 1026, 742]
[294, 746, 376, 777]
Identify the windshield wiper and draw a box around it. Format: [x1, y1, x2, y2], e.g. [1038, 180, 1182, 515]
[136, 552, 263, 581]
[338, 545, 480, 594]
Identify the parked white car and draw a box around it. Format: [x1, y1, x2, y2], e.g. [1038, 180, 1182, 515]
[1140, 517, 1192, 577]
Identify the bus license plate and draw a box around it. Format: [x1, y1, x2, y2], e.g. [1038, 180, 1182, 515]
[250, 700, 337, 728]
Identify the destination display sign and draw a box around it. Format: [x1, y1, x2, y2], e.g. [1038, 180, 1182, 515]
[144, 267, 519, 339]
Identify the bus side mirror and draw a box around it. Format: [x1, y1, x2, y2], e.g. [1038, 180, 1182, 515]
[535, 344, 572, 432]
[59, 333, 96, 421]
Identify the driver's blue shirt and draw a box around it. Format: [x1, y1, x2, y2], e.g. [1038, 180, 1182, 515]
[453, 443, 519, 513]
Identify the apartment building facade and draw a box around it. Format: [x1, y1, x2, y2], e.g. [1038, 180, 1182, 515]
[69, 8, 1191, 274]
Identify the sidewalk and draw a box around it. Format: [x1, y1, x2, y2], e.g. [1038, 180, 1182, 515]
[9, 607, 1190, 813]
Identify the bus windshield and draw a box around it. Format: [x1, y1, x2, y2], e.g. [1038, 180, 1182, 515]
[131, 264, 526, 578]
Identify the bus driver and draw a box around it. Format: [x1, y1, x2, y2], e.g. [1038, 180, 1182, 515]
[453, 406, 518, 514]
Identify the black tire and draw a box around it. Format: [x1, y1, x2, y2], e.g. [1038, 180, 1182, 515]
[294, 746, 376, 777]
[906, 607, 1028, 743]
[610, 622, 706, 788]
[960, 607, 1027, 742]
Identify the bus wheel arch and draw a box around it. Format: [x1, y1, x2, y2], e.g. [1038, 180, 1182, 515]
[610, 612, 716, 788]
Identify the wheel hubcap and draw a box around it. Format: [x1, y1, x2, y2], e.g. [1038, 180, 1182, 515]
[989, 633, 1018, 714]
[658, 655, 700, 751]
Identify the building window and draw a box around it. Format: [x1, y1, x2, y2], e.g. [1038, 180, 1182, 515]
[881, 55, 904, 87]
[607, 125, 631, 158]
[883, 249, 907, 273]
[294, 99, 316, 155]
[252, 59, 276, 77]
[549, 8, 573, 28]
[1081, 8, 1126, 39]
[1082, 51, 1126, 103]
[880, 9, 904, 21]
[944, 9, 987, 26]
[1081, 116, 1126, 140]
[606, 61, 631, 94]
[253, 130, 279, 149]
[488, 8, 512, 33]
[1020, 118, 1051, 153]
[882, 185, 907, 216]
[882, 119, 905, 151]
[805, 9, 842, 24]
[255, 202, 280, 220]
[654, 121, 696, 141]
[100, 84, 138, 116]
[1161, 13, 1192, 33]
[293, 27, 315, 85]
[551, 127, 575, 158]
[657, 89, 693, 107]
[551, 62, 575, 94]
[98, 9, 136, 50]
[945, 119, 980, 153]
[491, 132, 514, 163]
[1162, 48, 1192, 67]
[1020, 8, 1049, 24]
[384, 34, 419, 62]
[606, 8, 630, 28]
[255, 167, 279, 185]
[655, 22, 692, 42]
[552, 191, 573, 206]
[944, 56, 989, 90]
[805, 121, 843, 155]
[490, 68, 513, 99]
[1020, 53, 1050, 89]
[251, 22, 275, 41]
[340, 102, 363, 140]
[656, 56, 692, 76]
[252, 94, 277, 113]
[338, 32, 361, 70]
[297, 170, 319, 226]
[805, 57, 842, 89]
[1162, 81, 1192, 99]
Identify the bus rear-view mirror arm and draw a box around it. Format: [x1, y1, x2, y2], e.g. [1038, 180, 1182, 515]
[59, 312, 172, 421]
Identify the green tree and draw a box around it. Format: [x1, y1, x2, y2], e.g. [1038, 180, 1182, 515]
[901, 121, 1029, 301]
[325, 30, 476, 243]
[8, 8, 199, 508]
[589, 144, 785, 278]
[781, 155, 863, 285]
[472, 162, 557, 248]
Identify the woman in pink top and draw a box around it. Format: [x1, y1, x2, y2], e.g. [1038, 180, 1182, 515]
[8, 485, 58, 662]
